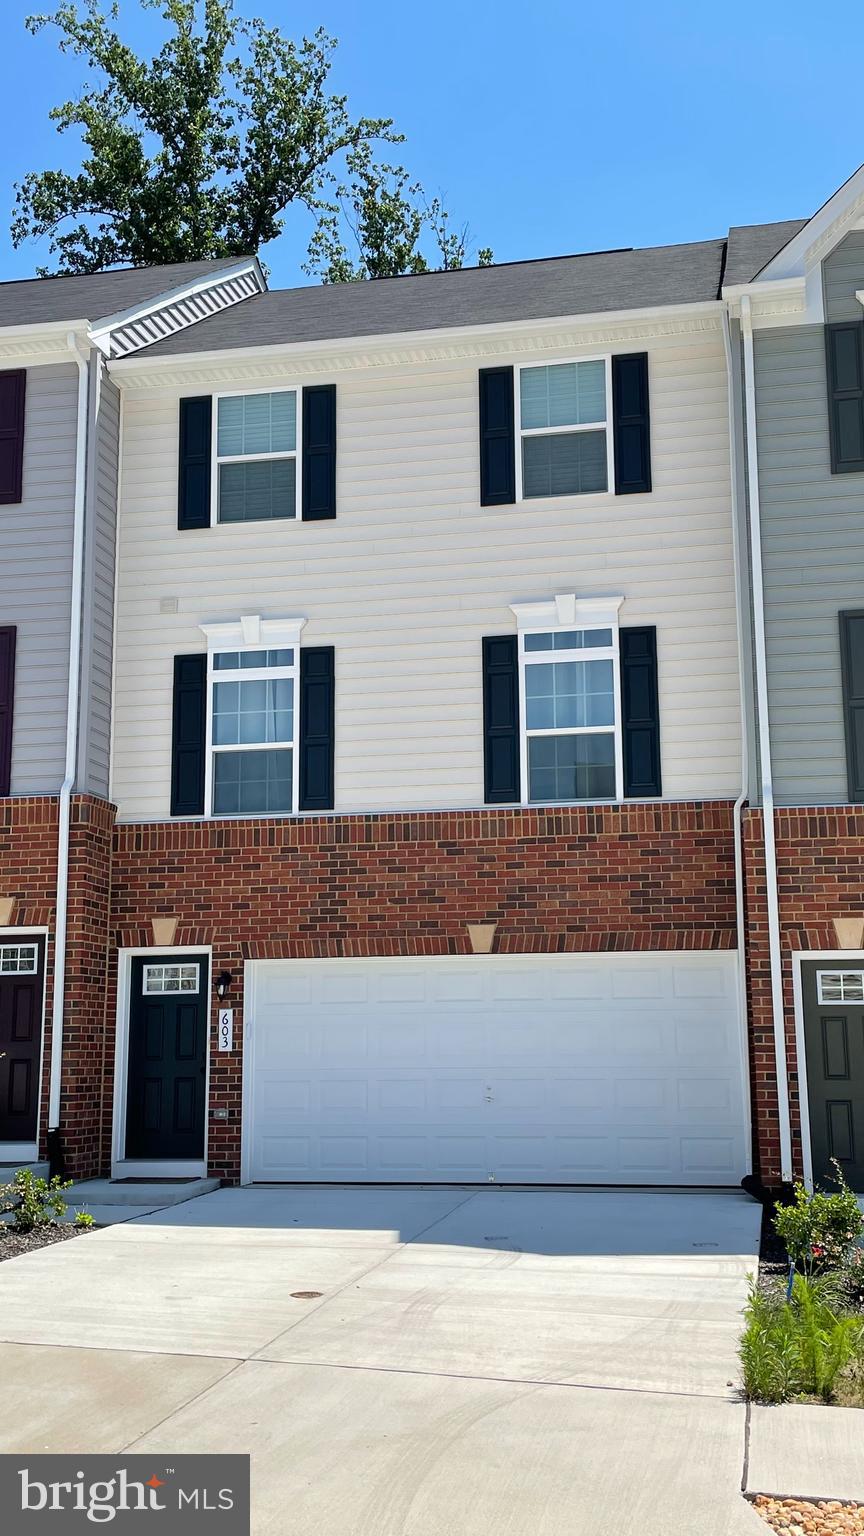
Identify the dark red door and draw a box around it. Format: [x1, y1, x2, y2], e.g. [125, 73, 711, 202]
[0, 936, 45, 1144]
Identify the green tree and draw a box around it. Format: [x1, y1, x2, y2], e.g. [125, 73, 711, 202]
[13, 0, 491, 279]
[304, 144, 493, 282]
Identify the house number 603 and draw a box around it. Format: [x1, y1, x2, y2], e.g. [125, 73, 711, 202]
[218, 1008, 234, 1051]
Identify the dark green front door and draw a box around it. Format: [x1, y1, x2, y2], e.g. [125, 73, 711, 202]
[802, 963, 864, 1192]
[125, 956, 208, 1160]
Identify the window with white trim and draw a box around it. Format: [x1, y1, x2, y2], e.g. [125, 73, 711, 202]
[215, 390, 297, 524]
[521, 626, 619, 801]
[817, 970, 864, 1004]
[518, 360, 611, 499]
[0, 942, 38, 974]
[143, 963, 200, 994]
[208, 646, 297, 815]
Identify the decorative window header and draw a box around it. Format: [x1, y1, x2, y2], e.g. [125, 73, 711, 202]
[510, 593, 624, 633]
[199, 614, 306, 652]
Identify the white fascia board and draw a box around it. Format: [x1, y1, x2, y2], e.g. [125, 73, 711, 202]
[88, 257, 266, 345]
[722, 274, 813, 325]
[107, 299, 724, 380]
[756, 163, 864, 281]
[199, 614, 307, 650]
[510, 593, 624, 630]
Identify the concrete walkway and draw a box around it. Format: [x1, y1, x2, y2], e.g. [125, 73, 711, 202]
[0, 1186, 765, 1535]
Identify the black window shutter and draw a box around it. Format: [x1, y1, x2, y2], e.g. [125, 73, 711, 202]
[299, 646, 335, 810]
[479, 367, 515, 506]
[840, 611, 864, 799]
[0, 625, 16, 795]
[178, 396, 212, 529]
[170, 654, 207, 815]
[0, 370, 26, 506]
[825, 324, 864, 474]
[482, 635, 520, 803]
[302, 385, 337, 520]
[620, 626, 661, 797]
[612, 353, 651, 494]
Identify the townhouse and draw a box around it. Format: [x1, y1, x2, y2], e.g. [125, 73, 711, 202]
[0, 256, 265, 1175]
[726, 165, 864, 1193]
[3, 168, 864, 1193]
[103, 244, 753, 1186]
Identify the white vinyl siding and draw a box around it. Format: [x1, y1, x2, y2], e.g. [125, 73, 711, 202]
[112, 325, 740, 818]
[0, 362, 79, 794]
[79, 366, 120, 796]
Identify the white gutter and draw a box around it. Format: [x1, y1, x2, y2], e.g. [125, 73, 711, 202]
[47, 333, 90, 1134]
[739, 293, 794, 1181]
[721, 305, 754, 1171]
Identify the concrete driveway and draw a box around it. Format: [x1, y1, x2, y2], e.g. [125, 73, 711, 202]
[0, 1186, 764, 1535]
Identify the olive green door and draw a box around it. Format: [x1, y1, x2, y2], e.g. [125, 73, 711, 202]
[802, 963, 864, 1192]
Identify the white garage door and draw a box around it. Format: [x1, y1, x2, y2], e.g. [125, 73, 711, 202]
[244, 955, 748, 1185]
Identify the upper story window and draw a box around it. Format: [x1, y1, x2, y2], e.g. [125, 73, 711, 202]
[512, 596, 624, 805]
[518, 360, 611, 499]
[208, 645, 297, 815]
[215, 389, 297, 524]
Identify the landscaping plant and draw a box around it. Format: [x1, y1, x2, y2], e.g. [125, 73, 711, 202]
[740, 1274, 864, 1404]
[0, 1169, 72, 1233]
[773, 1160, 864, 1274]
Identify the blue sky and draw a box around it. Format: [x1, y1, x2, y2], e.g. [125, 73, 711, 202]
[0, 0, 858, 287]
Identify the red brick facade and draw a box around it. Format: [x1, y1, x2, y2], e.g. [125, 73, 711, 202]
[10, 793, 849, 1188]
[96, 800, 736, 1182]
[742, 806, 864, 1185]
[0, 794, 112, 1178]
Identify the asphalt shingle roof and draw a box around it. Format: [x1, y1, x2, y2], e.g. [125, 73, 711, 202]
[134, 239, 730, 357]
[723, 220, 807, 287]
[0, 257, 247, 327]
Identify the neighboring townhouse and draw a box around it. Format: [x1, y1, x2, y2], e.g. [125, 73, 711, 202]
[0, 255, 265, 1176]
[726, 165, 864, 1195]
[99, 236, 790, 1190]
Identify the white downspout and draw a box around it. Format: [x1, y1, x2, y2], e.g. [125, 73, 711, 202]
[739, 294, 794, 1182]
[721, 305, 754, 1171]
[47, 332, 90, 1135]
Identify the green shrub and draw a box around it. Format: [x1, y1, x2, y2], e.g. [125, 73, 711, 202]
[740, 1274, 864, 1404]
[773, 1160, 863, 1272]
[0, 1169, 71, 1233]
[73, 1210, 95, 1229]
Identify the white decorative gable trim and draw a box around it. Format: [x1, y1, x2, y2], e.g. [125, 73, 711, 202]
[199, 614, 306, 651]
[90, 259, 265, 359]
[756, 165, 864, 284]
[509, 593, 624, 631]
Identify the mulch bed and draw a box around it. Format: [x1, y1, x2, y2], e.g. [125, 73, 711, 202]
[753, 1496, 864, 1535]
[0, 1225, 89, 1263]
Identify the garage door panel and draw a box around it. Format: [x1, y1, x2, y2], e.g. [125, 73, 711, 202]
[246, 956, 748, 1185]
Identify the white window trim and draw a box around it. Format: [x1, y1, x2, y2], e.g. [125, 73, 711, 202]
[0, 942, 39, 975]
[816, 969, 864, 1004]
[515, 355, 615, 502]
[511, 594, 624, 807]
[142, 962, 201, 995]
[200, 615, 306, 819]
[210, 384, 301, 528]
